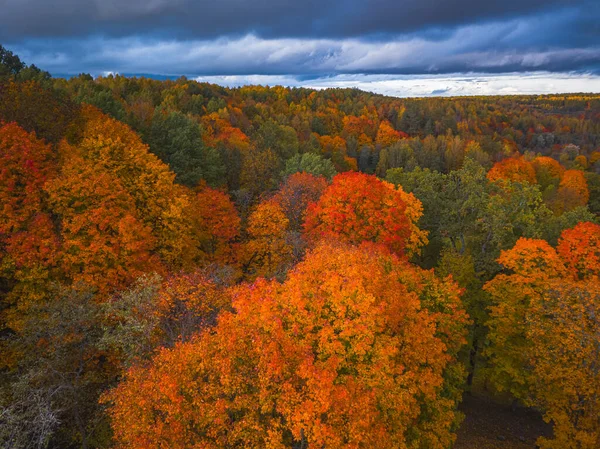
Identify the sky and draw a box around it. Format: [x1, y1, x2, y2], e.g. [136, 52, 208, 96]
[2, 0, 599, 96]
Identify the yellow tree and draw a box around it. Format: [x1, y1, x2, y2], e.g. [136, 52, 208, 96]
[45, 154, 161, 294]
[68, 105, 202, 269]
[241, 200, 293, 280]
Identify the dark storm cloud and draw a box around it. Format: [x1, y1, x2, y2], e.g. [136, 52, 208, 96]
[1, 0, 599, 77]
[0, 0, 590, 40]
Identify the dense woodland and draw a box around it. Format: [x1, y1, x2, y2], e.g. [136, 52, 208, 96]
[1, 45, 599, 449]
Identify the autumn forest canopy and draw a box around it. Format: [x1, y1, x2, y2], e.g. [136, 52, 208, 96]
[1, 45, 600, 449]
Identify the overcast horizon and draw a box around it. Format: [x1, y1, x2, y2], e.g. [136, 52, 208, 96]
[2, 0, 599, 96]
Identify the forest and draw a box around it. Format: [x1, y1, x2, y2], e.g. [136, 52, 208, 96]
[1, 45, 599, 449]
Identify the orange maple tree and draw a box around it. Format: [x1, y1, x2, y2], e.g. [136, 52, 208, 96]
[553, 169, 590, 214]
[105, 241, 468, 449]
[45, 154, 160, 294]
[69, 105, 203, 269]
[304, 172, 426, 258]
[191, 184, 240, 264]
[375, 120, 407, 148]
[0, 122, 60, 331]
[487, 156, 536, 184]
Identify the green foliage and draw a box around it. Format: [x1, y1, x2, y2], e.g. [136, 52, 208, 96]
[0, 45, 50, 82]
[282, 152, 337, 179]
[585, 172, 600, 214]
[254, 120, 299, 160]
[99, 274, 163, 367]
[145, 109, 225, 187]
[543, 206, 598, 245]
[388, 159, 555, 387]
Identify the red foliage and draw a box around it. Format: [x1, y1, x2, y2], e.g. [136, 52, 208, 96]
[304, 172, 411, 257]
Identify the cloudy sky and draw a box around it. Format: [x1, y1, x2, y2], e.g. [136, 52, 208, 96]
[2, 0, 599, 96]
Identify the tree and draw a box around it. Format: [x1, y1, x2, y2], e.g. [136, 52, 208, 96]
[375, 120, 406, 148]
[241, 200, 293, 280]
[67, 105, 203, 269]
[0, 45, 50, 81]
[45, 154, 161, 294]
[239, 147, 280, 197]
[201, 112, 251, 190]
[485, 223, 600, 449]
[254, 120, 299, 161]
[1, 286, 115, 449]
[0, 123, 60, 333]
[316, 135, 355, 172]
[531, 156, 564, 192]
[0, 81, 78, 144]
[0, 45, 25, 77]
[191, 185, 240, 264]
[526, 281, 600, 449]
[155, 270, 232, 345]
[556, 221, 600, 279]
[585, 172, 600, 214]
[304, 172, 418, 258]
[105, 242, 468, 449]
[553, 169, 590, 214]
[0, 123, 56, 238]
[386, 159, 553, 384]
[487, 156, 536, 184]
[281, 153, 336, 180]
[542, 206, 598, 246]
[272, 173, 328, 232]
[145, 109, 224, 187]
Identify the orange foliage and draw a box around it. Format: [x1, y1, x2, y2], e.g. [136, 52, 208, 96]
[45, 156, 161, 293]
[554, 169, 589, 213]
[241, 200, 292, 279]
[556, 221, 600, 279]
[0, 123, 60, 330]
[105, 242, 467, 449]
[68, 106, 202, 268]
[395, 185, 430, 258]
[192, 185, 240, 263]
[375, 120, 406, 148]
[317, 134, 345, 156]
[201, 112, 251, 151]
[304, 172, 421, 258]
[342, 115, 376, 141]
[574, 155, 588, 169]
[315, 134, 356, 172]
[0, 122, 56, 235]
[485, 224, 600, 449]
[487, 157, 536, 184]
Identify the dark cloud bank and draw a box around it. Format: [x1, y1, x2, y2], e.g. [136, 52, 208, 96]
[1, 0, 599, 93]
